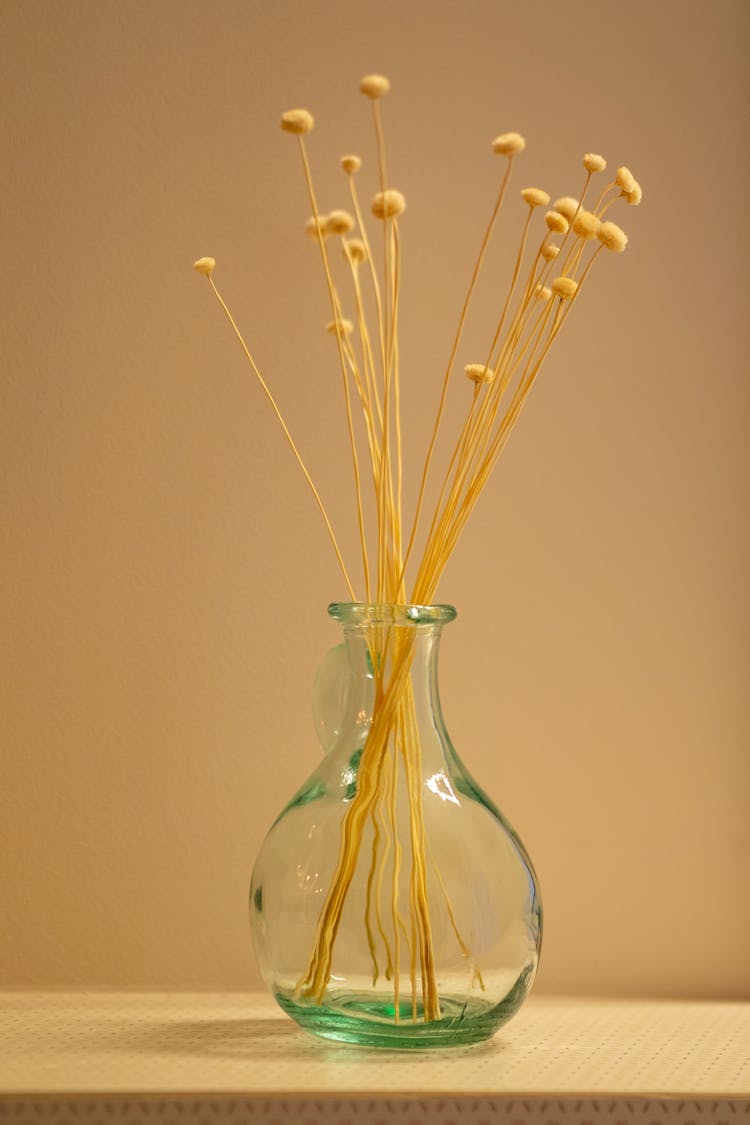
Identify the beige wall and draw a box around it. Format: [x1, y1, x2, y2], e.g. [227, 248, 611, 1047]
[1, 0, 748, 998]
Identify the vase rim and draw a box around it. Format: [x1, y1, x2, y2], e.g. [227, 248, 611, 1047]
[328, 602, 457, 626]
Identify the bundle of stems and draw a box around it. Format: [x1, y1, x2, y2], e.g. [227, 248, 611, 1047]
[194, 74, 640, 1021]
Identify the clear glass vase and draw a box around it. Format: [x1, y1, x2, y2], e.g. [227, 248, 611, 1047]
[250, 603, 542, 1048]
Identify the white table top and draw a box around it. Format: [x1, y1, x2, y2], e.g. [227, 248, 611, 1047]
[1, 992, 748, 1099]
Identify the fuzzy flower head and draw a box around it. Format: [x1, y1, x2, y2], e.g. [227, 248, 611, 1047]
[343, 238, 367, 264]
[280, 108, 314, 135]
[521, 187, 550, 208]
[624, 180, 643, 206]
[492, 132, 526, 156]
[534, 284, 553, 301]
[573, 210, 601, 240]
[552, 197, 580, 222]
[326, 209, 355, 236]
[545, 210, 569, 234]
[616, 166, 635, 193]
[541, 242, 560, 261]
[193, 257, 215, 276]
[551, 276, 579, 300]
[583, 153, 607, 173]
[341, 154, 362, 175]
[597, 221, 628, 252]
[326, 318, 354, 336]
[464, 363, 496, 386]
[372, 189, 406, 219]
[360, 74, 390, 99]
[305, 215, 330, 241]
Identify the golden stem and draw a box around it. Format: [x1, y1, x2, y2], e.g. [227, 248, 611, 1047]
[297, 137, 372, 601]
[409, 204, 535, 600]
[390, 222, 405, 600]
[206, 275, 356, 599]
[399, 155, 517, 591]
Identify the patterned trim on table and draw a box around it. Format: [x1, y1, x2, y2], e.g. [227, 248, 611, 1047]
[1, 1097, 748, 1125]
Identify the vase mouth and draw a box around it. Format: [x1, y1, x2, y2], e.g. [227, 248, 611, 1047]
[328, 602, 457, 627]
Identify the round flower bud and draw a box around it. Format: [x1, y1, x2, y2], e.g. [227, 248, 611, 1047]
[521, 187, 550, 208]
[551, 276, 579, 300]
[371, 189, 406, 219]
[343, 238, 367, 263]
[326, 209, 355, 235]
[583, 153, 607, 173]
[541, 242, 560, 261]
[545, 210, 569, 234]
[341, 154, 362, 175]
[597, 221, 628, 252]
[464, 363, 496, 386]
[534, 284, 553, 301]
[492, 132, 526, 156]
[193, 257, 215, 276]
[326, 318, 354, 336]
[552, 196, 580, 222]
[616, 166, 635, 193]
[360, 74, 390, 99]
[624, 180, 642, 206]
[305, 215, 330, 240]
[572, 210, 601, 239]
[281, 108, 314, 135]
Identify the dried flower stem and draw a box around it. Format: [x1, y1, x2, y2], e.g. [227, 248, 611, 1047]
[411, 204, 536, 595]
[390, 222, 406, 602]
[399, 156, 516, 590]
[418, 303, 563, 597]
[205, 275, 356, 599]
[345, 170, 401, 602]
[297, 136, 372, 601]
[370, 98, 407, 603]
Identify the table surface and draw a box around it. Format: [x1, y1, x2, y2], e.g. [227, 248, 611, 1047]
[1, 992, 748, 1097]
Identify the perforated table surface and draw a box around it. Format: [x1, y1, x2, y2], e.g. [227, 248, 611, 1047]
[1, 993, 748, 1123]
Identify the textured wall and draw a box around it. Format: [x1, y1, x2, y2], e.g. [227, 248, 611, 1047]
[1, 0, 748, 997]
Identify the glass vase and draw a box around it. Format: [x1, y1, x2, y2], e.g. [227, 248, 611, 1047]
[250, 603, 542, 1048]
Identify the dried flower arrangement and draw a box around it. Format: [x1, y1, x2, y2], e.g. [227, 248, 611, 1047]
[193, 74, 640, 1030]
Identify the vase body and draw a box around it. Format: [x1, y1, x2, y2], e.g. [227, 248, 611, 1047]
[250, 604, 542, 1048]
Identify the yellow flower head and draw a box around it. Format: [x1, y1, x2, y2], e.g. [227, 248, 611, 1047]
[534, 284, 553, 301]
[371, 189, 406, 219]
[521, 187, 550, 208]
[193, 257, 215, 276]
[597, 221, 628, 252]
[624, 180, 642, 206]
[280, 108, 314, 135]
[326, 318, 354, 336]
[552, 196, 580, 222]
[326, 209, 355, 236]
[583, 153, 607, 173]
[541, 242, 560, 261]
[572, 210, 601, 239]
[343, 238, 367, 263]
[360, 74, 390, 99]
[616, 166, 635, 193]
[341, 154, 362, 175]
[545, 211, 569, 234]
[464, 363, 496, 386]
[492, 132, 526, 156]
[305, 215, 330, 240]
[551, 276, 579, 300]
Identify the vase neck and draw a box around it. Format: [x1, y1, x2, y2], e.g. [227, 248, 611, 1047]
[330, 604, 455, 769]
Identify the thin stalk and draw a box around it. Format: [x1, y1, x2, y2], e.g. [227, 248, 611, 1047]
[297, 136, 372, 601]
[206, 275, 356, 599]
[399, 155, 517, 591]
[390, 222, 405, 600]
[411, 203, 536, 588]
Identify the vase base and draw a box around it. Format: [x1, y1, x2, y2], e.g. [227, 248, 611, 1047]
[274, 983, 528, 1049]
